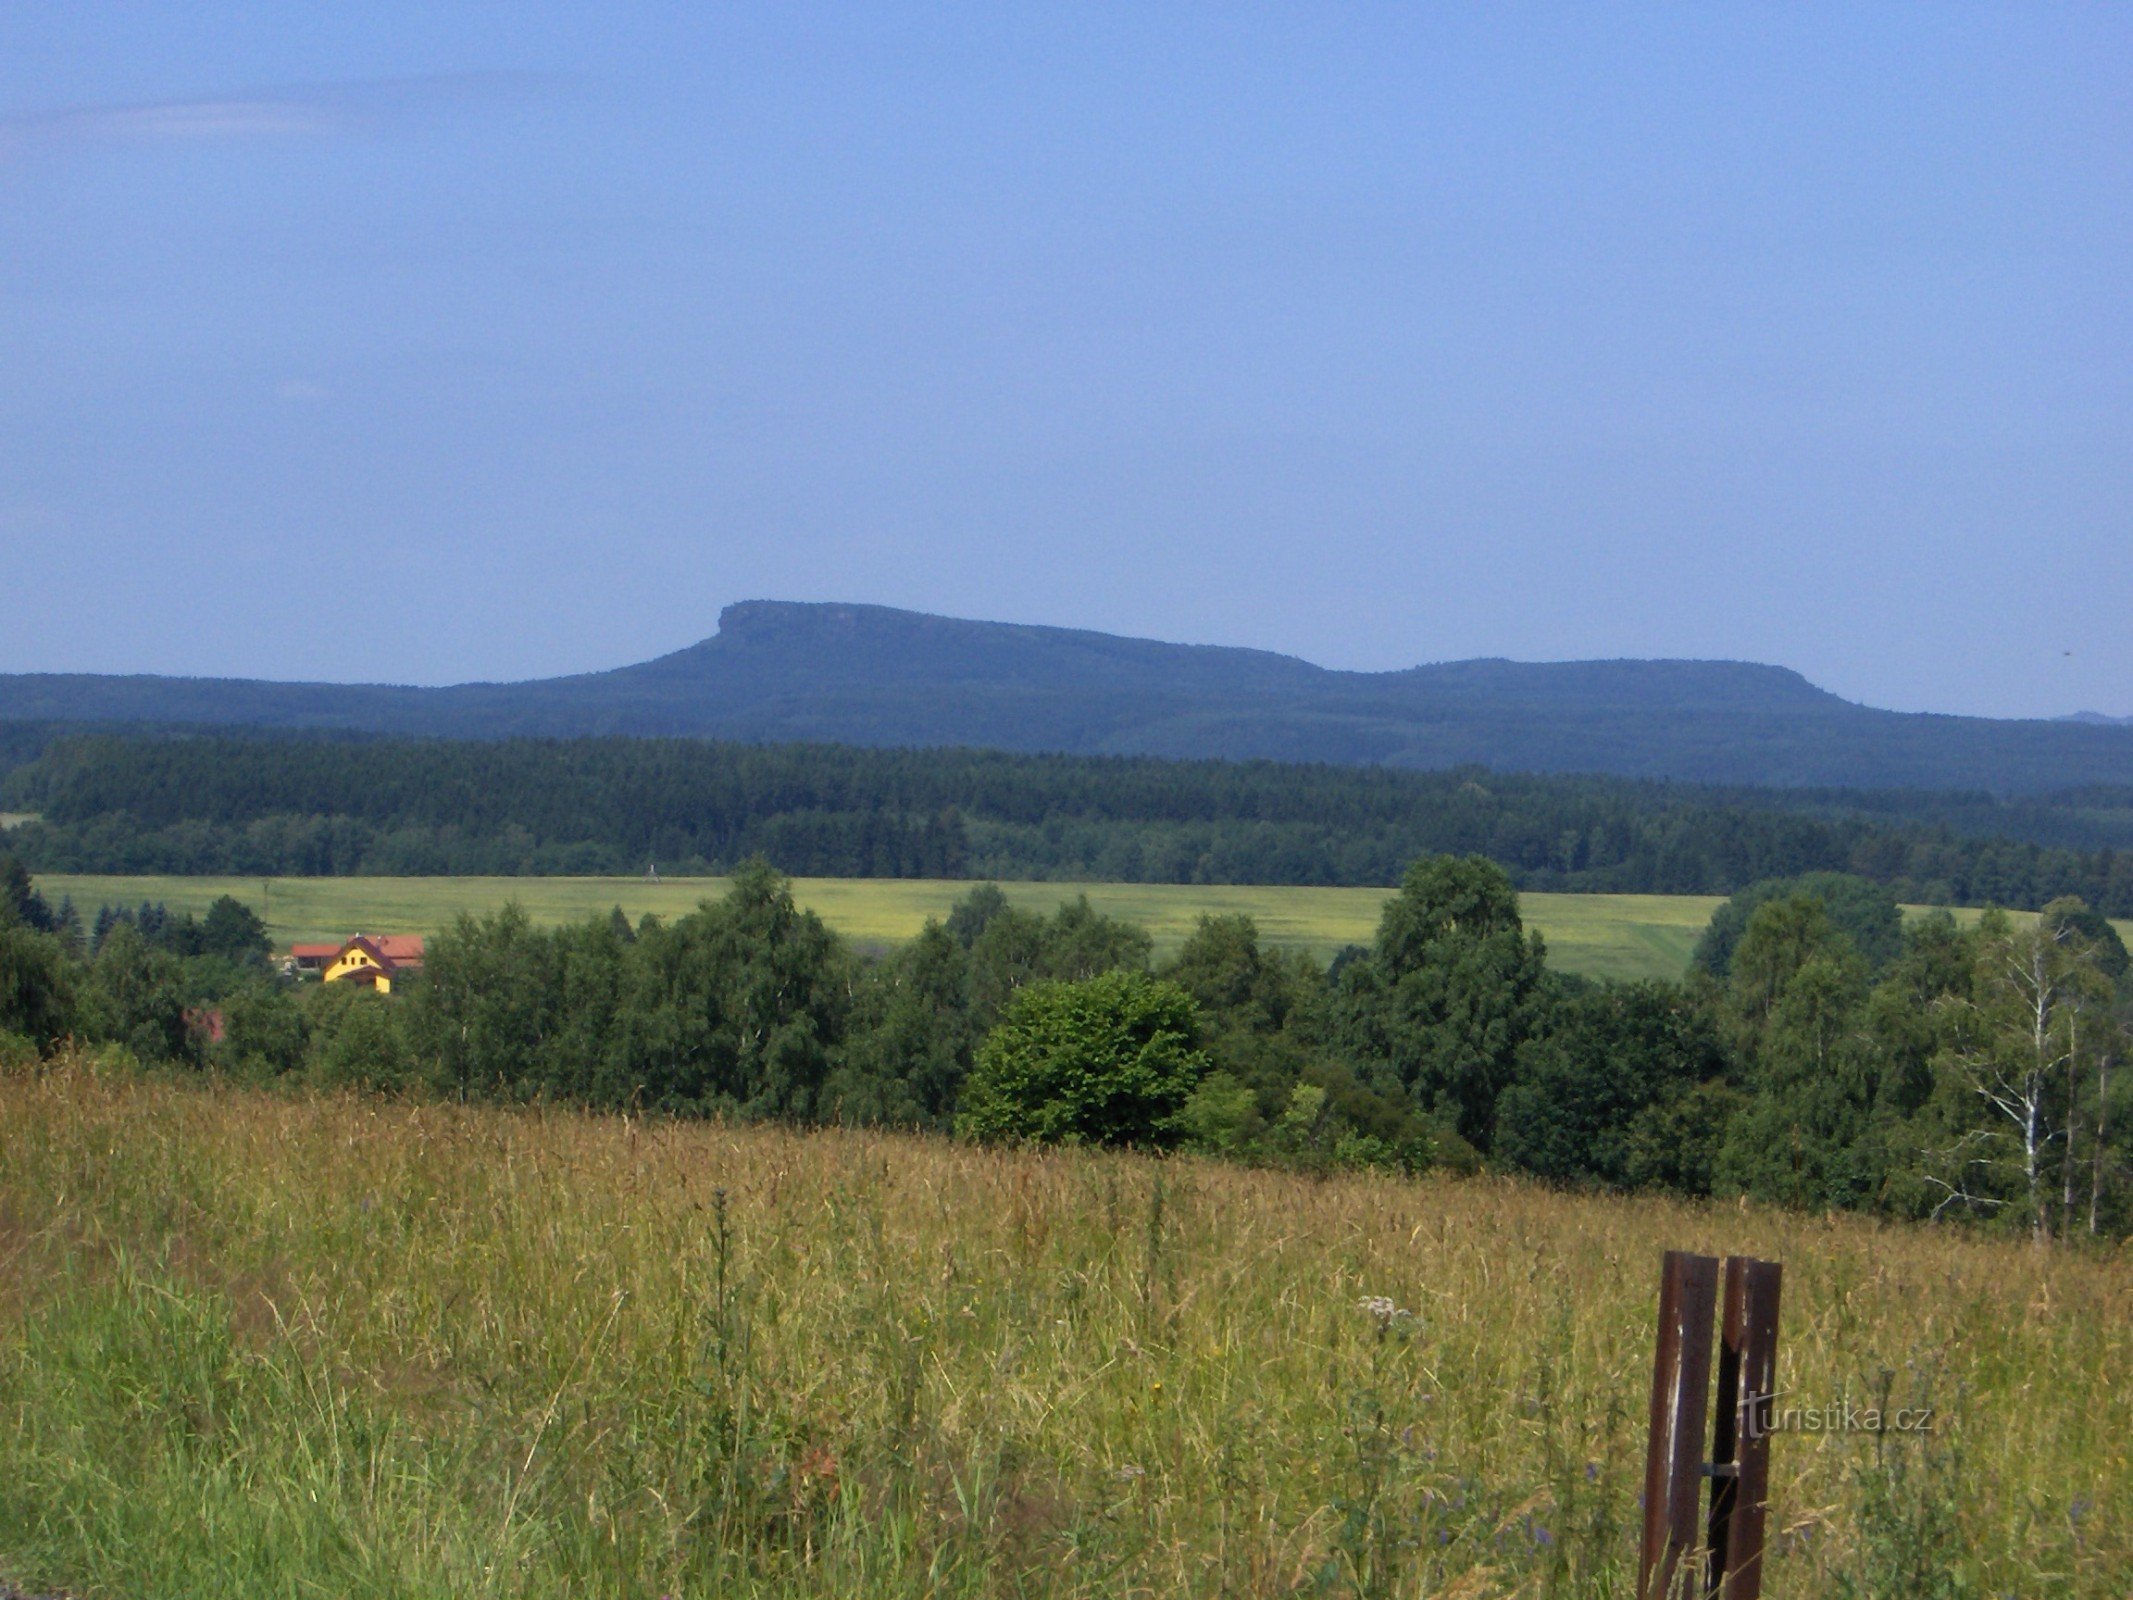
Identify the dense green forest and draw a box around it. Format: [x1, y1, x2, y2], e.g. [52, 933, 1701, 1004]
[7, 728, 2133, 914]
[6, 849, 2128, 1241]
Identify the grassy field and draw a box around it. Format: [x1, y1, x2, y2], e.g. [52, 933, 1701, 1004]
[34, 871, 2133, 986]
[32, 873, 1722, 982]
[1, 1064, 2124, 1598]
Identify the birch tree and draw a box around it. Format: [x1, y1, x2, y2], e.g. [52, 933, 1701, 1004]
[1939, 905, 2114, 1240]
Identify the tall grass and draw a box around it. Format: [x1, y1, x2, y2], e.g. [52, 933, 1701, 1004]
[2, 1060, 2125, 1597]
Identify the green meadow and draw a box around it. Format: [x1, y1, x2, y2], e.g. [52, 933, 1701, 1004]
[27, 873, 2130, 984]
[31, 873, 1724, 981]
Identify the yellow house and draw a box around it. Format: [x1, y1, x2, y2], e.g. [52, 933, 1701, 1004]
[320, 935, 426, 994]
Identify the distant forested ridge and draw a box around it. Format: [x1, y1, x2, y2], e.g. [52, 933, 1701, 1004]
[3, 600, 2132, 791]
[8, 728, 2133, 913]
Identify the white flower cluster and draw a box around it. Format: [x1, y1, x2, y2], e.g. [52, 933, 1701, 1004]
[1357, 1294, 1416, 1326]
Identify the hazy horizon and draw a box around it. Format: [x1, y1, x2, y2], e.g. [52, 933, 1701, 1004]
[4, 6, 2128, 719]
[5, 595, 2128, 727]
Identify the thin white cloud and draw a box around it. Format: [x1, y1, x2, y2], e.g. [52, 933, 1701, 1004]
[0, 71, 563, 159]
[0, 98, 334, 157]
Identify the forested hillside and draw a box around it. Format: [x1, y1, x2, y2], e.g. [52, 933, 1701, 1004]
[9, 729, 2133, 914]
[4, 601, 2131, 790]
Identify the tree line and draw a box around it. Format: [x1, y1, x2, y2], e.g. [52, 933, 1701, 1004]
[5, 849, 2128, 1241]
[7, 729, 2133, 913]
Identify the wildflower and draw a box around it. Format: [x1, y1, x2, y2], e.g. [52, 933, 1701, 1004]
[1356, 1294, 1416, 1330]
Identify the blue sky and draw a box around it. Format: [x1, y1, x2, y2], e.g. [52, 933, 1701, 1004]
[2, 4, 2127, 718]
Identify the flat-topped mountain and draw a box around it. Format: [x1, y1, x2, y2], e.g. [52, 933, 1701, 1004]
[2, 600, 2128, 792]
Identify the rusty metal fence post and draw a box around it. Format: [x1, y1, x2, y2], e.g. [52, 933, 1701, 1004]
[1642, 1251, 1718, 1599]
[1708, 1256, 1782, 1599]
[1639, 1251, 1783, 1600]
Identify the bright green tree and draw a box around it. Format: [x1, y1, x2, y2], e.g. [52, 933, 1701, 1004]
[405, 902, 559, 1101]
[1333, 855, 1548, 1148]
[957, 971, 1207, 1148]
[1717, 947, 1879, 1208]
[605, 861, 847, 1119]
[82, 921, 194, 1065]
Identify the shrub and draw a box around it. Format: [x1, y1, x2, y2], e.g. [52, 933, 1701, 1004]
[957, 971, 1208, 1148]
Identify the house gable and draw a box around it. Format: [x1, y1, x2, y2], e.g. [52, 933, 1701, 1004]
[320, 934, 423, 992]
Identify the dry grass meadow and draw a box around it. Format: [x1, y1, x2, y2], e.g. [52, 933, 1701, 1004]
[2, 1061, 2127, 1598]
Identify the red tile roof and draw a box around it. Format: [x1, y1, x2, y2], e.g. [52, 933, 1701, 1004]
[296, 935, 427, 971]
